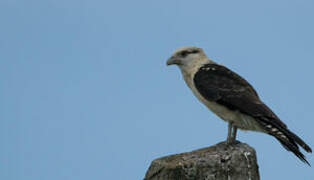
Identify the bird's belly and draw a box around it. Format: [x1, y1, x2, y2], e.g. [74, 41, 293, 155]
[202, 100, 238, 123]
[190, 84, 264, 132]
[204, 100, 264, 132]
[203, 100, 237, 122]
[183, 71, 264, 132]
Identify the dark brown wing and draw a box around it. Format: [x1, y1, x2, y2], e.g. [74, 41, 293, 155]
[193, 63, 312, 164]
[193, 63, 286, 127]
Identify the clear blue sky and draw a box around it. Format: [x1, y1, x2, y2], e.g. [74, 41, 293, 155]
[1, 0, 313, 179]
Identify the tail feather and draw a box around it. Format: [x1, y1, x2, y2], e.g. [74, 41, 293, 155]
[259, 118, 312, 165]
[277, 137, 311, 166]
[285, 129, 312, 153]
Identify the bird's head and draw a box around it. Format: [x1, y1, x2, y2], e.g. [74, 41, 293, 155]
[166, 46, 210, 68]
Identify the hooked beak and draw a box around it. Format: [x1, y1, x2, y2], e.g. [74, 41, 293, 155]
[166, 56, 181, 66]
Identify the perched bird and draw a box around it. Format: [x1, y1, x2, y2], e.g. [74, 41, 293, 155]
[166, 46, 312, 165]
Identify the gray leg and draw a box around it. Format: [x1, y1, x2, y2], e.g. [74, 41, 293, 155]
[227, 122, 233, 144]
[231, 126, 238, 141]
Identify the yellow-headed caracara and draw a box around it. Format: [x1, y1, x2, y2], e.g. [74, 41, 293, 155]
[166, 46, 312, 165]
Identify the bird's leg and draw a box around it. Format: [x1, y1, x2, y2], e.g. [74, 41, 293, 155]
[231, 126, 238, 142]
[227, 122, 234, 144]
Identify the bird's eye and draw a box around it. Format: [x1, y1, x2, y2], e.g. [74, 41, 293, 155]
[180, 51, 188, 57]
[179, 49, 199, 57]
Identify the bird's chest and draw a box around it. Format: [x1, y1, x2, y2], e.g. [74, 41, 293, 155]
[181, 70, 239, 122]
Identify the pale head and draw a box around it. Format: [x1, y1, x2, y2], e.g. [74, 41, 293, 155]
[166, 46, 211, 68]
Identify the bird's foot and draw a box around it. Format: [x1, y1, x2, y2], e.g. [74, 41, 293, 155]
[225, 139, 240, 146]
[226, 138, 236, 145]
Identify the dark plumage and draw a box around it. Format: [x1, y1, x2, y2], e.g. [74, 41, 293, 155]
[193, 63, 312, 165]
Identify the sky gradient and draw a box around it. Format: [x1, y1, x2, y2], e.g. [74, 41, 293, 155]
[1, 0, 314, 179]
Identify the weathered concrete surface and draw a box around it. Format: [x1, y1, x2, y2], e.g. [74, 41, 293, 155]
[144, 141, 259, 180]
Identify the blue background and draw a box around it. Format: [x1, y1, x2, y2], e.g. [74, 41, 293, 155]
[1, 0, 313, 179]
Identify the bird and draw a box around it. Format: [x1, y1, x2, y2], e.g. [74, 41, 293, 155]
[166, 46, 312, 165]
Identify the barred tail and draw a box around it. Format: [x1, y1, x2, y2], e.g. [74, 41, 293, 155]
[276, 136, 310, 166]
[260, 118, 312, 166]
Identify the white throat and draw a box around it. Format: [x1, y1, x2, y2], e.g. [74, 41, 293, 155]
[178, 57, 214, 90]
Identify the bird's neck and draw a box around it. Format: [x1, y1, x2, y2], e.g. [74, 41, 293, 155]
[180, 58, 213, 78]
[179, 58, 214, 89]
